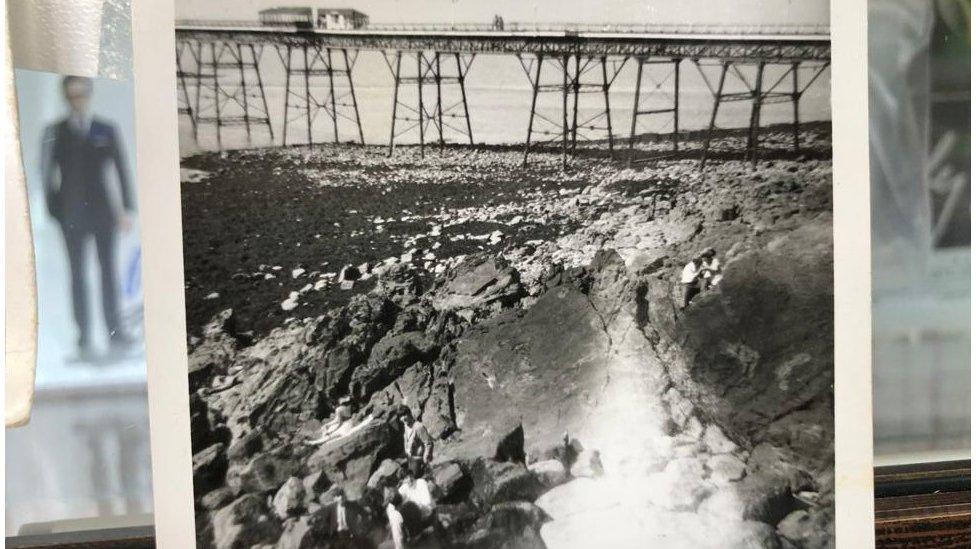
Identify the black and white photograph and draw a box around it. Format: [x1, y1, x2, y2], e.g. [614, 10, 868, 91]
[173, 1, 835, 547]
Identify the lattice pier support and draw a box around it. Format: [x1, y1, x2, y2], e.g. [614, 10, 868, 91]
[627, 57, 681, 165]
[521, 54, 626, 168]
[175, 40, 198, 141]
[275, 45, 364, 147]
[188, 40, 273, 150]
[384, 50, 475, 157]
[695, 59, 830, 170]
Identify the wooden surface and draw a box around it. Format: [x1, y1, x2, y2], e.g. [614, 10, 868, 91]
[6, 461, 971, 548]
[875, 460, 971, 548]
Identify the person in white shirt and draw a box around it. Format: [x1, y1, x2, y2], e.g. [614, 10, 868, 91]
[680, 248, 723, 309]
[680, 256, 704, 308]
[398, 463, 434, 520]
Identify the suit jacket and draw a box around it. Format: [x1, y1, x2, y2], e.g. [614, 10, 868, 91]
[43, 117, 133, 231]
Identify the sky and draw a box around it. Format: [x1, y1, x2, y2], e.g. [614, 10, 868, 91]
[177, 0, 829, 27]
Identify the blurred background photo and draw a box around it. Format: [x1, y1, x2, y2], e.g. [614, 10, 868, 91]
[5, 69, 152, 536]
[869, 0, 971, 464]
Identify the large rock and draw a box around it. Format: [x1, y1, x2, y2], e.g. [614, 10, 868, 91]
[193, 443, 228, 497]
[274, 516, 311, 549]
[528, 460, 569, 490]
[364, 362, 434, 423]
[460, 502, 550, 549]
[271, 477, 306, 519]
[444, 285, 613, 462]
[433, 461, 472, 504]
[432, 257, 523, 313]
[702, 424, 738, 455]
[706, 454, 747, 484]
[228, 453, 301, 495]
[188, 309, 241, 392]
[641, 217, 834, 484]
[190, 392, 229, 455]
[306, 419, 400, 499]
[302, 471, 332, 505]
[777, 508, 834, 548]
[202, 319, 332, 445]
[226, 429, 265, 463]
[699, 472, 796, 525]
[211, 494, 282, 549]
[366, 458, 403, 491]
[469, 460, 546, 506]
[351, 331, 438, 398]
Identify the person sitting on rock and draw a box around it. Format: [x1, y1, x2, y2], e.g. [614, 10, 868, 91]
[699, 247, 722, 289]
[398, 460, 434, 519]
[399, 408, 434, 464]
[306, 399, 375, 446]
[386, 462, 435, 546]
[679, 255, 704, 309]
[305, 397, 355, 445]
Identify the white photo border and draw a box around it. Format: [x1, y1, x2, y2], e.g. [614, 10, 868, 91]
[136, 0, 875, 545]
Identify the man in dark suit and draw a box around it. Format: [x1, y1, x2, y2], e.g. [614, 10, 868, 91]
[42, 76, 136, 357]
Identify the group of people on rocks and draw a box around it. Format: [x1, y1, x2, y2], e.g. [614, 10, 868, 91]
[305, 398, 439, 549]
[679, 247, 722, 309]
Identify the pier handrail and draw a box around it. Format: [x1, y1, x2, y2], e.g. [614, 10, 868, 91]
[175, 19, 829, 37]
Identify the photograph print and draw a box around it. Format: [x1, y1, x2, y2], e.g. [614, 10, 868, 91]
[174, 0, 835, 547]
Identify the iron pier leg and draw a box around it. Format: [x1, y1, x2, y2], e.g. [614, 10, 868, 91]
[236, 44, 252, 145]
[388, 52, 402, 157]
[747, 61, 766, 167]
[673, 58, 680, 153]
[303, 44, 313, 146]
[601, 56, 614, 158]
[211, 42, 222, 150]
[434, 52, 445, 151]
[628, 57, 644, 166]
[250, 44, 273, 144]
[343, 49, 365, 145]
[561, 54, 569, 169]
[326, 48, 340, 143]
[699, 61, 729, 171]
[282, 46, 292, 146]
[456, 53, 474, 145]
[176, 42, 198, 140]
[417, 52, 425, 159]
[570, 54, 581, 153]
[791, 61, 800, 153]
[523, 54, 542, 166]
[193, 42, 204, 141]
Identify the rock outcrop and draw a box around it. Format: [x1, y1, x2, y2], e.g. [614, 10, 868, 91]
[187, 153, 835, 548]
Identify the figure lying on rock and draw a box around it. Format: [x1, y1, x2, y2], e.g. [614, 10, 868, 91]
[306, 397, 375, 446]
[680, 247, 722, 309]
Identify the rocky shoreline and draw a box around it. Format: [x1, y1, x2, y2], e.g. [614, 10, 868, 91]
[184, 129, 833, 548]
